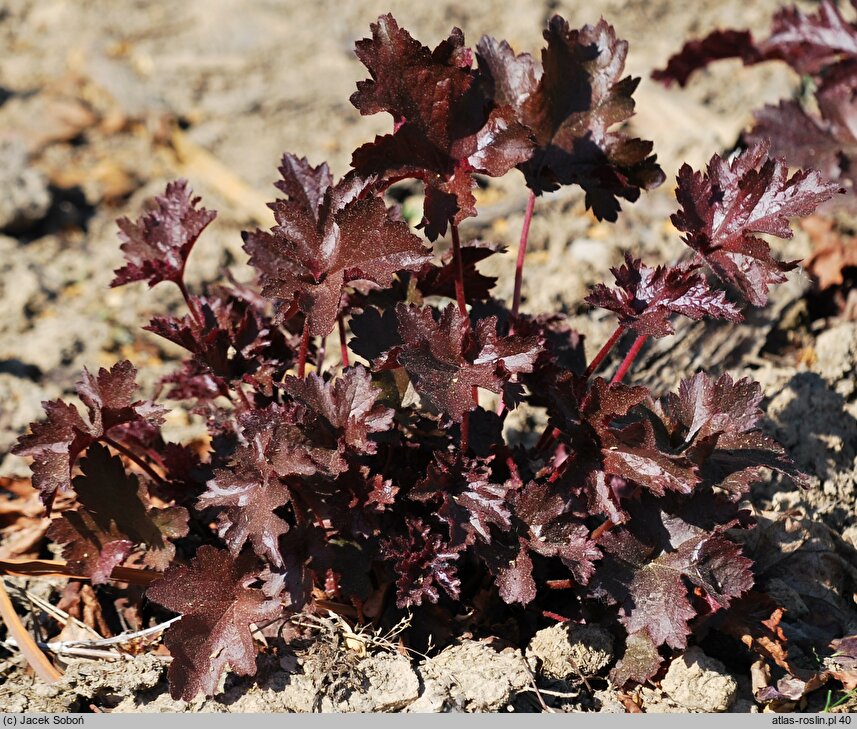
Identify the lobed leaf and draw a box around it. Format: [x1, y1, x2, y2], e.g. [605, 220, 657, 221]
[13, 361, 166, 509]
[586, 254, 742, 337]
[672, 144, 841, 306]
[478, 17, 664, 220]
[243, 155, 431, 336]
[351, 14, 534, 239]
[653, 0, 857, 85]
[112, 180, 216, 289]
[393, 303, 541, 421]
[593, 496, 753, 650]
[381, 518, 461, 608]
[146, 546, 282, 701]
[49, 444, 188, 583]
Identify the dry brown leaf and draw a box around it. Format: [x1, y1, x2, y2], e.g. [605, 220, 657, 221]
[802, 216, 857, 289]
[0, 477, 54, 559]
[0, 87, 98, 154]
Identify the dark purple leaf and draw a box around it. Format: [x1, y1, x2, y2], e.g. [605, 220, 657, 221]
[281, 365, 395, 459]
[610, 630, 663, 686]
[13, 361, 166, 509]
[496, 544, 537, 605]
[654, 372, 809, 494]
[394, 303, 541, 421]
[413, 240, 503, 302]
[381, 518, 461, 608]
[111, 180, 216, 288]
[653, 0, 857, 85]
[243, 155, 431, 336]
[593, 502, 753, 649]
[411, 454, 517, 546]
[350, 14, 534, 239]
[478, 17, 664, 220]
[586, 254, 742, 337]
[48, 444, 188, 582]
[147, 293, 294, 400]
[197, 442, 291, 568]
[672, 143, 841, 306]
[747, 76, 857, 205]
[347, 306, 402, 367]
[147, 546, 282, 700]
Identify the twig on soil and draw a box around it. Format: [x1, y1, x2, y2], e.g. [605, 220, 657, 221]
[290, 611, 413, 658]
[3, 639, 119, 661]
[0, 557, 160, 585]
[2, 637, 174, 662]
[4, 583, 102, 641]
[518, 657, 556, 713]
[566, 652, 595, 694]
[0, 579, 62, 683]
[47, 615, 182, 650]
[521, 686, 579, 699]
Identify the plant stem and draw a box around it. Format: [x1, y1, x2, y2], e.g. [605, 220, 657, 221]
[317, 335, 327, 374]
[535, 425, 561, 452]
[338, 315, 350, 368]
[511, 190, 537, 319]
[584, 325, 624, 378]
[280, 300, 300, 322]
[0, 557, 159, 584]
[460, 414, 470, 453]
[611, 334, 647, 384]
[177, 279, 203, 328]
[235, 386, 253, 411]
[102, 436, 167, 486]
[545, 579, 573, 590]
[297, 318, 310, 378]
[449, 222, 468, 319]
[590, 519, 615, 541]
[450, 222, 478, 409]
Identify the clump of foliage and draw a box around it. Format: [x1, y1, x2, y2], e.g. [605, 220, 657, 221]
[14, 13, 839, 701]
[654, 0, 856, 293]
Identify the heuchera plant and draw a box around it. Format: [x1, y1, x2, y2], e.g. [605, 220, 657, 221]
[14, 14, 840, 701]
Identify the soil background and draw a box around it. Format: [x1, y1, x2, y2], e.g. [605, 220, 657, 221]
[0, 0, 855, 713]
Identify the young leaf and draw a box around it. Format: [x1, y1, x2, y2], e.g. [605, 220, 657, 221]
[350, 14, 534, 239]
[586, 254, 742, 337]
[243, 156, 431, 336]
[477, 17, 664, 220]
[197, 442, 292, 568]
[111, 180, 216, 288]
[381, 518, 461, 608]
[280, 365, 395, 462]
[13, 361, 166, 508]
[602, 419, 702, 497]
[48, 444, 189, 583]
[147, 293, 293, 401]
[146, 546, 282, 701]
[411, 453, 516, 547]
[672, 144, 841, 306]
